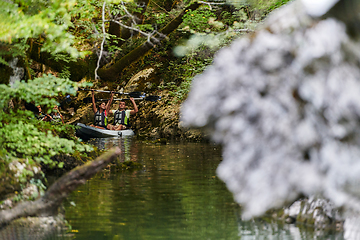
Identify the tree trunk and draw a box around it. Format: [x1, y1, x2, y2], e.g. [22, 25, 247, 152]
[28, 40, 91, 82]
[0, 147, 121, 227]
[98, 2, 201, 82]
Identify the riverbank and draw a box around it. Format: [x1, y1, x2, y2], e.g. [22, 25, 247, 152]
[63, 87, 207, 142]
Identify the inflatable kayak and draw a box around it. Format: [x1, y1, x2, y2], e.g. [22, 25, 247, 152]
[75, 123, 134, 140]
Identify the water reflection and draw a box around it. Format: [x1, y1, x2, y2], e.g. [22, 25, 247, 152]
[89, 136, 136, 162]
[63, 141, 239, 240]
[237, 217, 344, 240]
[62, 139, 345, 240]
[0, 221, 68, 240]
[0, 140, 346, 240]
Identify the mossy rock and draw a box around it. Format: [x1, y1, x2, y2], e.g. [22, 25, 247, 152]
[0, 215, 66, 239]
[0, 171, 21, 201]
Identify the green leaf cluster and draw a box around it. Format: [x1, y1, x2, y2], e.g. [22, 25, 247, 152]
[175, 2, 260, 57]
[158, 49, 212, 103]
[0, 120, 91, 167]
[227, 0, 291, 12]
[0, 0, 80, 59]
[162, 0, 282, 103]
[249, 0, 292, 12]
[0, 74, 78, 109]
[182, 8, 218, 33]
[0, 75, 93, 188]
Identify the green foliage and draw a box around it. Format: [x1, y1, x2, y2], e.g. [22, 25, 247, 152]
[109, 1, 141, 16]
[232, 0, 292, 12]
[59, 66, 72, 79]
[67, 0, 100, 50]
[0, 74, 78, 109]
[154, 11, 171, 26]
[138, 24, 156, 32]
[264, 0, 292, 12]
[220, 9, 249, 27]
[29, 178, 47, 198]
[0, 119, 92, 167]
[0, 0, 80, 58]
[176, 3, 259, 57]
[159, 50, 212, 103]
[158, 1, 281, 103]
[10, 179, 46, 202]
[0, 40, 29, 67]
[182, 8, 218, 33]
[0, 75, 93, 189]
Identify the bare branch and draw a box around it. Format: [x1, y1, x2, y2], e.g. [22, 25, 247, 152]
[151, 1, 169, 12]
[109, 19, 160, 44]
[120, 2, 138, 26]
[95, 1, 107, 80]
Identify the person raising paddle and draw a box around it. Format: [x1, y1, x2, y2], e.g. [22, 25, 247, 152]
[107, 98, 138, 130]
[90, 89, 114, 129]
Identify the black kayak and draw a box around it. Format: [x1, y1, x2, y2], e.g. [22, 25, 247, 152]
[75, 123, 134, 140]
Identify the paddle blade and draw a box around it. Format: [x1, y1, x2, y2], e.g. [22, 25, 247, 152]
[78, 88, 92, 91]
[128, 91, 146, 98]
[145, 96, 161, 102]
[59, 95, 71, 108]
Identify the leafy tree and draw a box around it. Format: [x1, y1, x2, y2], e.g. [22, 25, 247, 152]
[164, 0, 292, 102]
[0, 74, 93, 199]
[1, 0, 292, 82]
[0, 0, 95, 199]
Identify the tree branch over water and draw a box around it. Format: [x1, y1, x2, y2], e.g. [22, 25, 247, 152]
[0, 147, 121, 227]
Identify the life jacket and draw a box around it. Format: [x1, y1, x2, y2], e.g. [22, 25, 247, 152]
[94, 110, 108, 127]
[113, 110, 130, 127]
[36, 112, 46, 121]
[50, 113, 62, 123]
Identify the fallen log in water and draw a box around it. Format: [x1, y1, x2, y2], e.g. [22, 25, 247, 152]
[0, 147, 121, 227]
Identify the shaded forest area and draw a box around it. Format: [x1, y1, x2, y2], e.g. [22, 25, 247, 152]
[0, 0, 290, 226]
[1, 0, 288, 85]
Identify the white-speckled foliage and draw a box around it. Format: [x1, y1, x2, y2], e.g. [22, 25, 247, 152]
[181, 0, 360, 219]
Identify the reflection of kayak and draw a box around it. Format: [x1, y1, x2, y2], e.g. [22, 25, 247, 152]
[75, 123, 134, 140]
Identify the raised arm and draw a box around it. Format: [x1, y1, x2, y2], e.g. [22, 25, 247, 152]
[91, 90, 97, 113]
[106, 92, 114, 112]
[129, 98, 138, 115]
[56, 106, 65, 124]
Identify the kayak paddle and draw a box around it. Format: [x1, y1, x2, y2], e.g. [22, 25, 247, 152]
[83, 95, 161, 103]
[79, 88, 146, 98]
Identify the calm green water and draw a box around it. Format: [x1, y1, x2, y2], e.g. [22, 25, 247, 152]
[0, 139, 345, 240]
[61, 139, 344, 240]
[64, 140, 239, 240]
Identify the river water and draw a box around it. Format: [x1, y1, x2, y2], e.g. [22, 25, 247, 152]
[58, 138, 344, 240]
[0, 138, 345, 240]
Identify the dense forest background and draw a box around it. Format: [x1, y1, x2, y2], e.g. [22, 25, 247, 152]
[0, 0, 290, 220]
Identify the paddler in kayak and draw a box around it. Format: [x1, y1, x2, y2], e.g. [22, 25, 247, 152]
[107, 98, 138, 130]
[90, 89, 114, 129]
